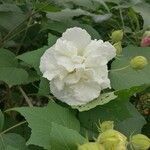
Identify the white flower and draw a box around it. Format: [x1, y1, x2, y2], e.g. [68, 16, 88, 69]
[40, 27, 116, 105]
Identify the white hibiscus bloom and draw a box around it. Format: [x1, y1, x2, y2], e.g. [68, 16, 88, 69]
[40, 27, 116, 105]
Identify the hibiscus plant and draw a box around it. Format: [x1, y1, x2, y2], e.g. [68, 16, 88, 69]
[0, 0, 150, 150]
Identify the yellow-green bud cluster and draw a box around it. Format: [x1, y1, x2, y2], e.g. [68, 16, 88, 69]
[111, 30, 123, 55]
[97, 129, 127, 150]
[78, 121, 150, 150]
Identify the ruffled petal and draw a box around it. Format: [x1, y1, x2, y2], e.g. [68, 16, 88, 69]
[40, 48, 61, 80]
[55, 39, 77, 57]
[84, 40, 116, 61]
[71, 80, 101, 104]
[50, 80, 82, 105]
[62, 27, 91, 54]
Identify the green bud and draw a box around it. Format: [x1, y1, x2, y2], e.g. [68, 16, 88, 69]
[97, 129, 127, 150]
[78, 142, 104, 150]
[113, 42, 122, 55]
[143, 31, 150, 37]
[130, 56, 148, 70]
[100, 121, 114, 132]
[111, 30, 123, 43]
[131, 134, 150, 150]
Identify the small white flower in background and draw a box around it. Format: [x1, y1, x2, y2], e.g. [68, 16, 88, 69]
[40, 27, 116, 106]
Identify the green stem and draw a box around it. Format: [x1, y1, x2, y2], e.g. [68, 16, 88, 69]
[19, 86, 33, 107]
[109, 65, 130, 72]
[0, 121, 26, 135]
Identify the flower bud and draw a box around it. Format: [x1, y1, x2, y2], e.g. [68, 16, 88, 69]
[97, 129, 127, 150]
[100, 121, 114, 132]
[130, 56, 148, 70]
[141, 37, 150, 47]
[113, 42, 122, 55]
[78, 142, 104, 150]
[131, 134, 150, 150]
[143, 31, 150, 37]
[111, 30, 123, 43]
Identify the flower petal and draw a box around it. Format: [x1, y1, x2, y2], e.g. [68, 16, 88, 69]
[84, 40, 116, 61]
[71, 80, 101, 104]
[40, 48, 61, 80]
[55, 39, 77, 57]
[62, 27, 91, 54]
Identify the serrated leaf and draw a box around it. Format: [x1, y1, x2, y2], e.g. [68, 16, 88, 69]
[116, 102, 146, 136]
[49, 122, 86, 150]
[0, 133, 27, 150]
[0, 110, 4, 132]
[10, 102, 80, 149]
[72, 92, 117, 112]
[110, 45, 150, 90]
[0, 67, 28, 86]
[17, 46, 48, 74]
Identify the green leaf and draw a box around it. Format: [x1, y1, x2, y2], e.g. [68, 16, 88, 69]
[0, 133, 27, 150]
[0, 4, 26, 31]
[78, 87, 146, 139]
[10, 102, 81, 149]
[54, 0, 99, 10]
[38, 77, 49, 96]
[0, 49, 37, 85]
[0, 110, 4, 132]
[34, 2, 61, 12]
[110, 45, 150, 90]
[72, 92, 117, 112]
[115, 102, 146, 136]
[17, 46, 48, 74]
[43, 20, 101, 39]
[24, 70, 40, 84]
[47, 33, 58, 46]
[0, 67, 28, 86]
[0, 49, 18, 67]
[17, 33, 58, 74]
[46, 8, 92, 21]
[49, 122, 86, 150]
[132, 2, 150, 27]
[6, 146, 18, 150]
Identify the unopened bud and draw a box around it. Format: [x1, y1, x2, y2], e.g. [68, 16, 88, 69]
[97, 129, 127, 150]
[113, 42, 122, 55]
[143, 31, 150, 37]
[141, 37, 150, 47]
[111, 30, 123, 43]
[130, 56, 148, 70]
[78, 142, 104, 150]
[131, 134, 150, 150]
[100, 121, 114, 132]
